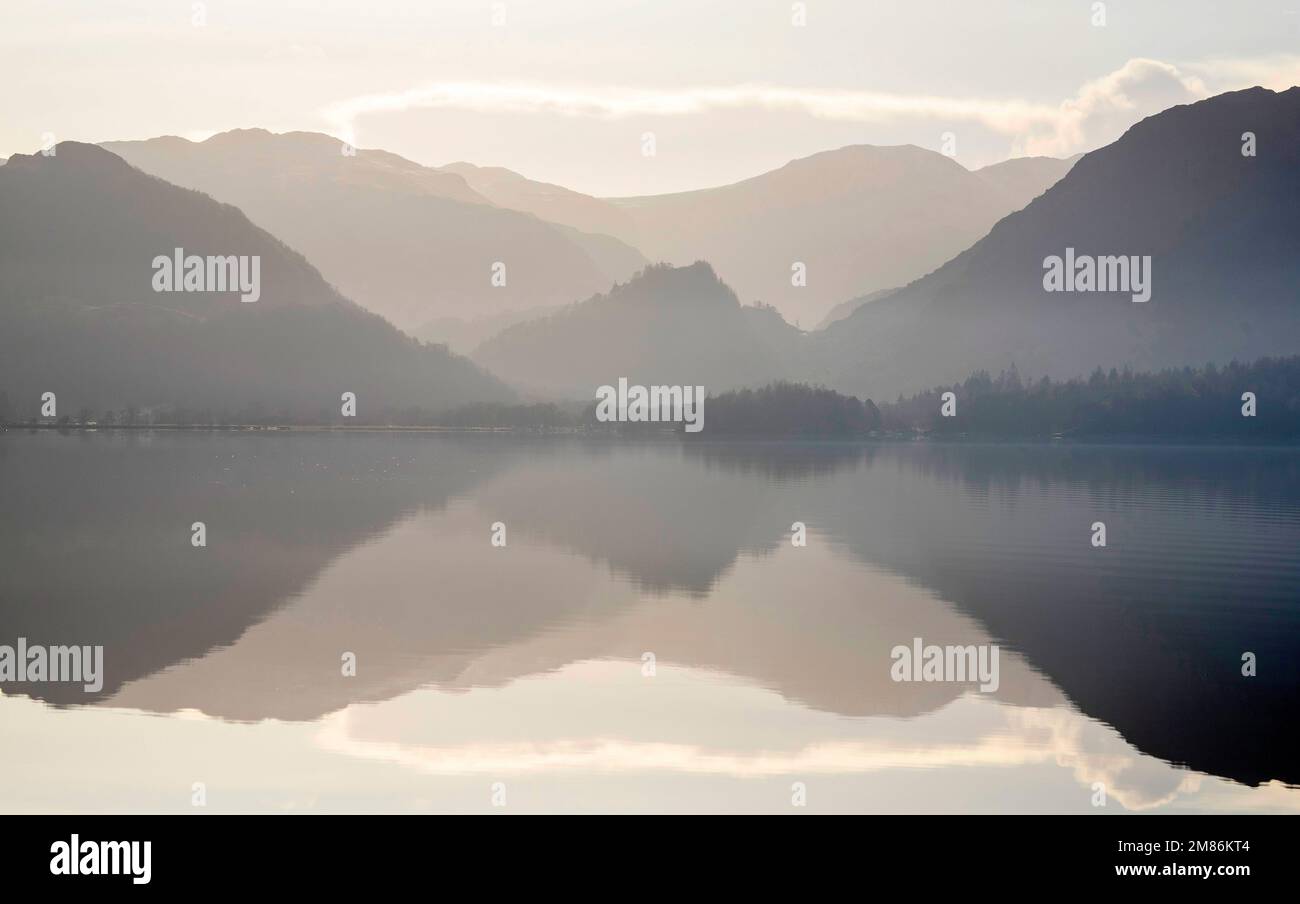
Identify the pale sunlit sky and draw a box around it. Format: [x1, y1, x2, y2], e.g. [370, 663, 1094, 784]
[3, 0, 1299, 195]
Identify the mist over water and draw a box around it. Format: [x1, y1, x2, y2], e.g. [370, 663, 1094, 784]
[1, 431, 1297, 813]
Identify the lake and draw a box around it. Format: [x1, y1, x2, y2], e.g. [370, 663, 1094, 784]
[1, 431, 1297, 813]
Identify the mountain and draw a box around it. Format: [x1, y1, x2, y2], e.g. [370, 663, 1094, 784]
[0, 143, 510, 420]
[602, 145, 1075, 327]
[102, 130, 646, 333]
[411, 304, 566, 355]
[813, 286, 899, 330]
[473, 262, 800, 399]
[440, 161, 638, 244]
[971, 153, 1084, 204]
[814, 87, 1300, 400]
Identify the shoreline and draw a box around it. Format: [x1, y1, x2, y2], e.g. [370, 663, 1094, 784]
[4, 423, 1298, 446]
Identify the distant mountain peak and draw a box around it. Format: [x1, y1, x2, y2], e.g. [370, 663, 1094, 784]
[622, 259, 729, 294]
[473, 260, 797, 398]
[600, 140, 1076, 325]
[200, 127, 277, 143]
[5, 140, 133, 172]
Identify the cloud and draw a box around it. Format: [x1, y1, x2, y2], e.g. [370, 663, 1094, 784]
[320, 81, 1063, 148]
[1016, 58, 1208, 157]
[321, 56, 1300, 159]
[315, 699, 1063, 778]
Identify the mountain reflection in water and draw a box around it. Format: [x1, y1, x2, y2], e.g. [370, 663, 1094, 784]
[1, 432, 1296, 813]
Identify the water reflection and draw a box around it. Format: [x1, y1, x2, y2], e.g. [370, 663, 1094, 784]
[1, 432, 1296, 811]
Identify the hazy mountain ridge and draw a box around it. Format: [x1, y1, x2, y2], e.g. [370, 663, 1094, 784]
[473, 261, 801, 398]
[103, 130, 647, 332]
[440, 146, 1073, 329]
[972, 153, 1085, 205]
[411, 304, 567, 355]
[0, 142, 511, 418]
[15, 89, 1296, 413]
[812, 87, 1300, 399]
[440, 160, 639, 244]
[599, 145, 1076, 326]
[813, 286, 901, 330]
[467, 89, 1299, 406]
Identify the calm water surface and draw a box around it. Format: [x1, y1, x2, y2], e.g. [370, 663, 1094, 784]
[1, 431, 1297, 813]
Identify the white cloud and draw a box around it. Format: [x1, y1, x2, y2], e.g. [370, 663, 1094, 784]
[1016, 58, 1208, 157]
[320, 81, 1063, 149]
[321, 56, 1300, 160]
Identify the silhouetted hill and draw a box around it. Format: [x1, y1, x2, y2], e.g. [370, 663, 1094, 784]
[816, 87, 1300, 399]
[104, 130, 646, 332]
[688, 382, 880, 436]
[473, 262, 800, 398]
[0, 143, 511, 420]
[604, 145, 1074, 326]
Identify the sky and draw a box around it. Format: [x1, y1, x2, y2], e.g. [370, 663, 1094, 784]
[3, 0, 1300, 196]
